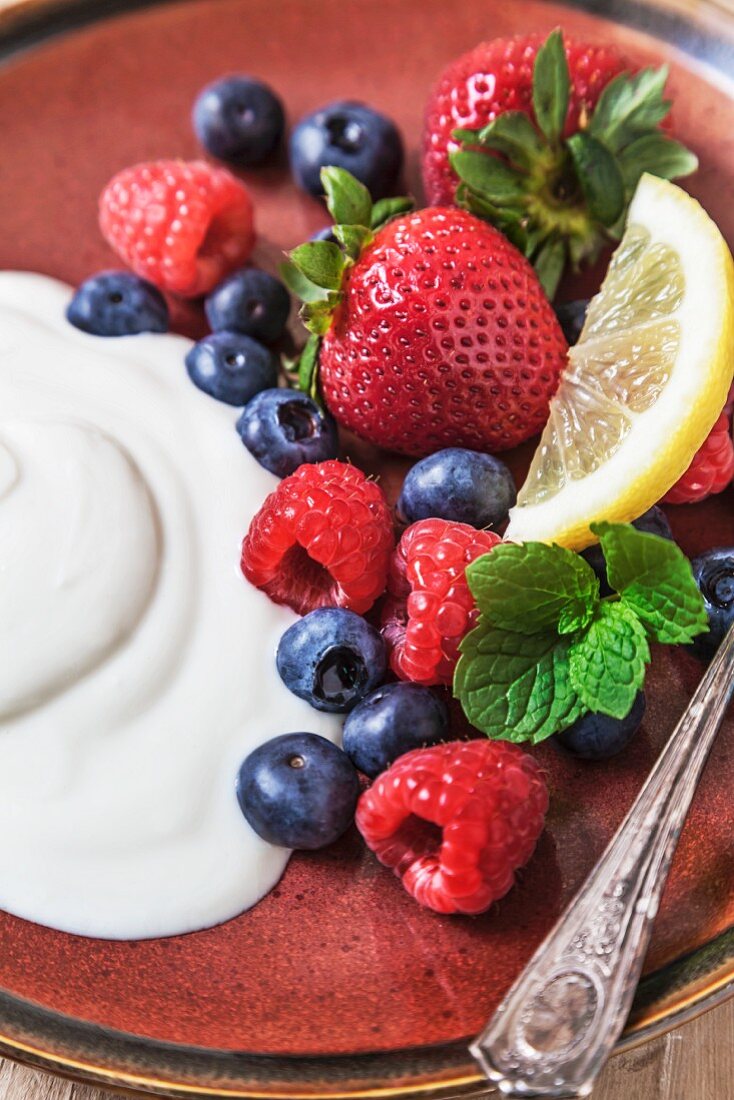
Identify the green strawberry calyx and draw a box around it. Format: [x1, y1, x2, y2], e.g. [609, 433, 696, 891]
[280, 168, 413, 399]
[450, 27, 698, 299]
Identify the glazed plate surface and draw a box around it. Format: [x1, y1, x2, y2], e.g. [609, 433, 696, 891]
[0, 0, 733, 1095]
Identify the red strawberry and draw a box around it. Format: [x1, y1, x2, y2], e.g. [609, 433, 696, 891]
[423, 33, 627, 207]
[284, 171, 568, 457]
[240, 460, 394, 616]
[420, 30, 694, 299]
[382, 518, 501, 686]
[99, 160, 255, 298]
[356, 739, 548, 915]
[663, 412, 734, 505]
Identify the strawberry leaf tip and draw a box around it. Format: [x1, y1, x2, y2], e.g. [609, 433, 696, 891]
[451, 28, 698, 299]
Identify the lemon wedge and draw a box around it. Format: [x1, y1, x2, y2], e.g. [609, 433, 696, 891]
[506, 174, 734, 550]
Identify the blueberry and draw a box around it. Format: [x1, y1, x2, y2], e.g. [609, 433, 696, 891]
[205, 269, 291, 344]
[185, 331, 278, 406]
[192, 75, 284, 166]
[554, 298, 589, 345]
[310, 226, 338, 244]
[397, 447, 516, 529]
[289, 100, 403, 201]
[236, 388, 338, 477]
[276, 607, 386, 713]
[66, 271, 168, 337]
[555, 692, 646, 760]
[237, 732, 360, 849]
[689, 547, 734, 660]
[343, 682, 449, 778]
[582, 506, 675, 596]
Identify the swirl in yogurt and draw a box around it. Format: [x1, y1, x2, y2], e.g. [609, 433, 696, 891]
[0, 273, 339, 940]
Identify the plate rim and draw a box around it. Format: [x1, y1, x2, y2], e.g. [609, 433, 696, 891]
[0, 0, 733, 1095]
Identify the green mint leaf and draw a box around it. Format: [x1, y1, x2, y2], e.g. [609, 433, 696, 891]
[297, 333, 321, 401]
[532, 28, 570, 145]
[569, 601, 650, 719]
[589, 67, 670, 153]
[591, 521, 709, 643]
[301, 293, 340, 336]
[454, 623, 584, 744]
[320, 166, 372, 229]
[566, 132, 626, 227]
[466, 541, 599, 636]
[289, 242, 345, 292]
[279, 260, 330, 304]
[617, 135, 698, 194]
[450, 150, 528, 205]
[333, 223, 373, 260]
[533, 236, 566, 299]
[370, 195, 414, 230]
[474, 111, 546, 171]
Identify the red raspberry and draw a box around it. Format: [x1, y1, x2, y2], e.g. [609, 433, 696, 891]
[356, 740, 548, 915]
[99, 160, 255, 298]
[241, 461, 394, 616]
[663, 412, 734, 505]
[381, 519, 501, 686]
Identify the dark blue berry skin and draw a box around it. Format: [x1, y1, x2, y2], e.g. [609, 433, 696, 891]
[276, 608, 386, 713]
[66, 271, 168, 337]
[582, 506, 675, 597]
[554, 298, 589, 346]
[556, 692, 646, 761]
[185, 331, 278, 406]
[289, 100, 403, 201]
[192, 76, 285, 166]
[311, 226, 338, 244]
[237, 732, 360, 849]
[397, 448, 516, 530]
[236, 388, 338, 477]
[205, 269, 291, 345]
[689, 547, 734, 660]
[343, 682, 449, 778]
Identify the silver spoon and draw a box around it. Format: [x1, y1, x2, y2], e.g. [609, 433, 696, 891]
[471, 622, 734, 1099]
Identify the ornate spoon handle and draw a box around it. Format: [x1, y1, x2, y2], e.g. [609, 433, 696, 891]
[471, 623, 734, 1099]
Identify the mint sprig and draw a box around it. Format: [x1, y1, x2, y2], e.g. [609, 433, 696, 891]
[454, 522, 708, 743]
[450, 28, 698, 298]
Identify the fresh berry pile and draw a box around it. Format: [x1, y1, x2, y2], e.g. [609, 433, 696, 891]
[356, 740, 548, 914]
[63, 27, 733, 918]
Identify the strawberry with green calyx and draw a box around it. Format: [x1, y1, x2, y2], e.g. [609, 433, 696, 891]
[281, 168, 413, 403]
[449, 29, 697, 298]
[281, 167, 568, 458]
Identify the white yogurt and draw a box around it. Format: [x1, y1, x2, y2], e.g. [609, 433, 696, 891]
[0, 273, 339, 940]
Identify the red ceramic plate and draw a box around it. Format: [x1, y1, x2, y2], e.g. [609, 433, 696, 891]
[0, 0, 733, 1096]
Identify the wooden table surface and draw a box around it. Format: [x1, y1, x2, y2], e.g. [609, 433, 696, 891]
[0, 0, 732, 1097]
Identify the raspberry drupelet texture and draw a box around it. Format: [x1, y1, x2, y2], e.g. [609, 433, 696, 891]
[663, 412, 734, 504]
[241, 460, 394, 616]
[356, 739, 548, 915]
[422, 35, 627, 207]
[381, 518, 501, 685]
[319, 207, 568, 457]
[99, 160, 255, 298]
